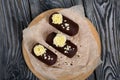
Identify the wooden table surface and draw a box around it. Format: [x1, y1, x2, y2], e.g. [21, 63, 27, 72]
[0, 0, 120, 80]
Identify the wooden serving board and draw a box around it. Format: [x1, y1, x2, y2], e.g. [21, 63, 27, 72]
[22, 9, 101, 80]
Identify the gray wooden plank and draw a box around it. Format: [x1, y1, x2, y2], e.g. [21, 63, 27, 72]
[83, 0, 120, 80]
[28, 0, 82, 19]
[0, 0, 38, 80]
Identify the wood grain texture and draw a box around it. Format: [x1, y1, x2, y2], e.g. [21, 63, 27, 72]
[0, 0, 120, 80]
[0, 0, 38, 80]
[83, 0, 120, 80]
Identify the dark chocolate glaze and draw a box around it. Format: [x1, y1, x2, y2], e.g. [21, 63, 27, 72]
[32, 43, 57, 66]
[49, 12, 79, 36]
[46, 32, 77, 58]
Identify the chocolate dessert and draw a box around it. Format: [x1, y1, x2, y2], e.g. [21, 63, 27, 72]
[32, 43, 57, 66]
[46, 32, 77, 58]
[49, 12, 79, 36]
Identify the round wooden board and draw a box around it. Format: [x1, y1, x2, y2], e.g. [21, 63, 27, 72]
[22, 9, 101, 80]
